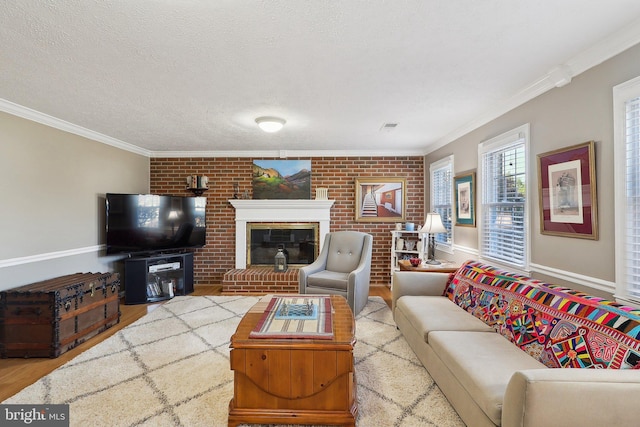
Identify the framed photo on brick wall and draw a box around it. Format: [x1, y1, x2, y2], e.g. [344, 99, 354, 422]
[354, 177, 406, 222]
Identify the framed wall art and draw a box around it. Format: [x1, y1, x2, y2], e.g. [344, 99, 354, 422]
[537, 141, 598, 239]
[454, 172, 476, 227]
[252, 159, 311, 199]
[354, 177, 406, 222]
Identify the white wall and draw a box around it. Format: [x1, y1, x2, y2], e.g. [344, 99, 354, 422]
[426, 43, 640, 298]
[0, 111, 149, 290]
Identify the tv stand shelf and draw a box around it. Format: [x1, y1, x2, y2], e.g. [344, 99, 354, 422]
[124, 252, 194, 304]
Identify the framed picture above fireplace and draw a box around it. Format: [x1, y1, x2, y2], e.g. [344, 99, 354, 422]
[252, 159, 311, 199]
[355, 177, 406, 222]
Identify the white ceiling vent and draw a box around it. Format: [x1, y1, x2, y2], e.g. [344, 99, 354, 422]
[380, 123, 399, 132]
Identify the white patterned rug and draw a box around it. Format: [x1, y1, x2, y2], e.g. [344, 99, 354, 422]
[3, 296, 463, 427]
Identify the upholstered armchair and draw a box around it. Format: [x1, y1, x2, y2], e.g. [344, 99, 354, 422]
[298, 231, 373, 315]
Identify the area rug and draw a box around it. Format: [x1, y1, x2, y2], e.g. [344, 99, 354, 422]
[3, 296, 464, 427]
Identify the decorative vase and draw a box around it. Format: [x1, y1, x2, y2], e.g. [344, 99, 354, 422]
[396, 238, 404, 250]
[315, 188, 328, 200]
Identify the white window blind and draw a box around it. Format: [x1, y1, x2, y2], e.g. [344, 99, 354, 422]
[480, 130, 527, 268]
[430, 156, 453, 248]
[624, 96, 640, 298]
[614, 77, 640, 304]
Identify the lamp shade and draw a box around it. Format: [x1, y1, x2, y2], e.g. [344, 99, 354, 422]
[255, 116, 286, 133]
[420, 212, 447, 234]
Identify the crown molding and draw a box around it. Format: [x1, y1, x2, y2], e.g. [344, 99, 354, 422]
[0, 99, 428, 158]
[149, 148, 428, 158]
[0, 99, 151, 157]
[6, 16, 640, 160]
[427, 16, 640, 155]
[566, 16, 640, 76]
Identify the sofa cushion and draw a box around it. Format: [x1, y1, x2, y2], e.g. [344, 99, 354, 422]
[445, 260, 640, 369]
[429, 331, 547, 425]
[396, 296, 493, 342]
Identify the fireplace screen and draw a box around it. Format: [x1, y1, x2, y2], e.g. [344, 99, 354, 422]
[247, 223, 319, 266]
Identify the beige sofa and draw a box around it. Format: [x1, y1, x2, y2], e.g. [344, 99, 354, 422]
[392, 261, 640, 427]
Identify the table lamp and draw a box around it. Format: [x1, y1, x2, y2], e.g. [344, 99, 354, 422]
[420, 213, 447, 265]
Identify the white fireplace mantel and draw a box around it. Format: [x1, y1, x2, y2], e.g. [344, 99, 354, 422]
[229, 199, 335, 269]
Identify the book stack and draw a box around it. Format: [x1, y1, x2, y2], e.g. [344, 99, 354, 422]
[186, 175, 209, 189]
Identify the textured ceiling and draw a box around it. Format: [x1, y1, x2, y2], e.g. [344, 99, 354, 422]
[2, 1, 640, 156]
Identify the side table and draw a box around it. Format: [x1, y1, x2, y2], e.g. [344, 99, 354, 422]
[398, 259, 459, 273]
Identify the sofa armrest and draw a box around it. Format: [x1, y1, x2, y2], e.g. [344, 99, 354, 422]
[391, 271, 450, 314]
[503, 369, 640, 427]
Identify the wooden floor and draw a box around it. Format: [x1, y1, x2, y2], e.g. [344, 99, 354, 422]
[0, 284, 391, 402]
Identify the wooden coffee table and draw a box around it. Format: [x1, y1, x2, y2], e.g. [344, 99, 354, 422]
[228, 294, 357, 427]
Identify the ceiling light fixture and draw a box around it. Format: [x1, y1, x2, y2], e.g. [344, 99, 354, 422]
[255, 116, 286, 133]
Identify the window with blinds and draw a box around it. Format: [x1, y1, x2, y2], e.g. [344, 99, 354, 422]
[479, 126, 528, 268]
[623, 95, 640, 298]
[614, 77, 640, 304]
[430, 155, 453, 249]
[613, 77, 640, 303]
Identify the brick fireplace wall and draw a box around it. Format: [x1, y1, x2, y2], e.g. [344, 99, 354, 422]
[150, 156, 425, 289]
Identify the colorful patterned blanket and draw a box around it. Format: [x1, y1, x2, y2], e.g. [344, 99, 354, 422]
[249, 295, 334, 339]
[445, 261, 640, 369]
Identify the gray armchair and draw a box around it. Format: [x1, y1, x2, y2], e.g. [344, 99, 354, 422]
[298, 231, 373, 315]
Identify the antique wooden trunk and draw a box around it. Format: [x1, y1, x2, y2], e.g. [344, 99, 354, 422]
[0, 272, 121, 358]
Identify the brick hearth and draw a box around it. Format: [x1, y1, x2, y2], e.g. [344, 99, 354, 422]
[222, 267, 300, 293]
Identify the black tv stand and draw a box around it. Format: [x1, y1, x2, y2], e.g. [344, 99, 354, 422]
[124, 252, 194, 304]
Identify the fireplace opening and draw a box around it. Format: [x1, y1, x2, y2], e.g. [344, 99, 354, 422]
[247, 223, 319, 267]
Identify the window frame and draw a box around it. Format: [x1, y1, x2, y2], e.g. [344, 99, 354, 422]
[477, 124, 531, 272]
[429, 155, 454, 253]
[613, 76, 640, 305]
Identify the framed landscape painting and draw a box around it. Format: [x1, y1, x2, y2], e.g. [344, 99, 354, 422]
[252, 159, 311, 199]
[354, 177, 406, 222]
[537, 141, 598, 239]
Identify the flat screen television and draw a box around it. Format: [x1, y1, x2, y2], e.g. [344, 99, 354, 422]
[106, 193, 206, 255]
